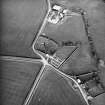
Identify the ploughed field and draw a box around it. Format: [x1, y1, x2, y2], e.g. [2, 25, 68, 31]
[0, 58, 43, 105]
[1, 0, 105, 105]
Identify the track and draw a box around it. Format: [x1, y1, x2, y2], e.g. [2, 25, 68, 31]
[23, 0, 93, 105]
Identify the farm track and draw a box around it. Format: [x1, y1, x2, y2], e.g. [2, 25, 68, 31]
[23, 0, 90, 105]
[1, 0, 105, 105]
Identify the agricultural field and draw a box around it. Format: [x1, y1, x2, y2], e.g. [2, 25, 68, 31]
[1, 0, 105, 105]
